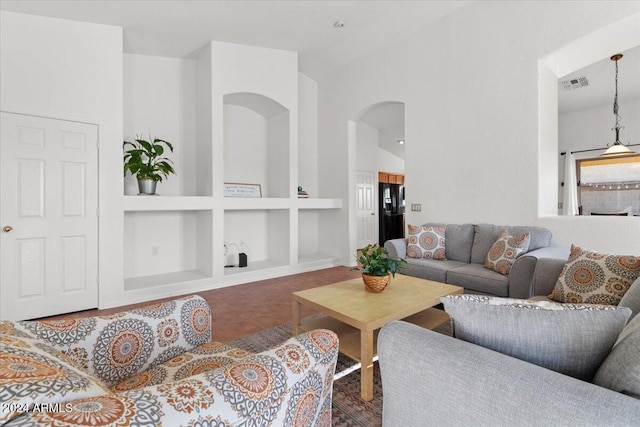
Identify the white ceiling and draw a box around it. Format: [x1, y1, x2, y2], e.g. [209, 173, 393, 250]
[558, 45, 640, 114]
[0, 0, 471, 80]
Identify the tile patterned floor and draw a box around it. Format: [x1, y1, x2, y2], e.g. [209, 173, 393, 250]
[44, 266, 361, 342]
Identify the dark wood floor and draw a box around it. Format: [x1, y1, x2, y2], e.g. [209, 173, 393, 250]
[45, 267, 361, 342]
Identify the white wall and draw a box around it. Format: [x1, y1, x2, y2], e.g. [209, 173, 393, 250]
[0, 11, 124, 307]
[378, 148, 405, 174]
[124, 211, 197, 277]
[318, 2, 640, 259]
[356, 121, 379, 171]
[299, 73, 319, 197]
[224, 104, 269, 190]
[298, 73, 320, 255]
[224, 211, 270, 263]
[267, 111, 291, 198]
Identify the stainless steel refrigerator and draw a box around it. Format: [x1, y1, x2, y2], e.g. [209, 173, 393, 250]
[379, 183, 405, 245]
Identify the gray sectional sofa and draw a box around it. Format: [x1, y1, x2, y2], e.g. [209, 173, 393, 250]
[378, 316, 640, 426]
[377, 250, 640, 426]
[384, 223, 569, 298]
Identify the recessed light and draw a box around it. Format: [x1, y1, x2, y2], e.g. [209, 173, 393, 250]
[397, 140, 405, 145]
[333, 20, 346, 28]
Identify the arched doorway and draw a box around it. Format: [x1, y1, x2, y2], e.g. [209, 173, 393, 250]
[350, 101, 405, 250]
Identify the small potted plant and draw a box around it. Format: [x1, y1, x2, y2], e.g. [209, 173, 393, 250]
[354, 244, 407, 293]
[123, 137, 176, 195]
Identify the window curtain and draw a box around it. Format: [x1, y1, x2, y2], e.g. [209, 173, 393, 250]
[563, 153, 579, 215]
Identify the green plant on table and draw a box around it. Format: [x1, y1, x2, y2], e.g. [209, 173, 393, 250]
[354, 244, 407, 277]
[123, 137, 176, 182]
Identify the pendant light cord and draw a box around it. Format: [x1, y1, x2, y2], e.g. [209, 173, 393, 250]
[612, 56, 624, 143]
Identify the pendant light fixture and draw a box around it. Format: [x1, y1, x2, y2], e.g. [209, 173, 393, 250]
[601, 53, 636, 156]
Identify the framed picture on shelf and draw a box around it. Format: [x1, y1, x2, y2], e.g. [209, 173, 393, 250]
[224, 182, 262, 198]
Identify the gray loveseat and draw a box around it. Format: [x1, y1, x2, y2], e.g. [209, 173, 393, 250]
[384, 223, 568, 298]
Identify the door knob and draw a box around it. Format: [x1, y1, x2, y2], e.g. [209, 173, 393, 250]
[3, 226, 13, 233]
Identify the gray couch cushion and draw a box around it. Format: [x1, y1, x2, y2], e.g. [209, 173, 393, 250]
[405, 259, 467, 283]
[508, 225, 552, 251]
[446, 264, 509, 296]
[445, 223, 474, 263]
[441, 294, 631, 381]
[422, 223, 474, 263]
[379, 321, 640, 426]
[470, 224, 552, 264]
[594, 313, 640, 398]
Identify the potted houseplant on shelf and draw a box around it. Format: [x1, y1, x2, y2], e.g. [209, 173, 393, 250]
[354, 244, 407, 293]
[123, 137, 176, 195]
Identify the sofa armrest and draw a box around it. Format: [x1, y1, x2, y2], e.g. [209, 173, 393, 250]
[384, 238, 408, 259]
[7, 329, 339, 427]
[378, 321, 640, 427]
[532, 256, 568, 296]
[11, 295, 212, 386]
[508, 244, 569, 298]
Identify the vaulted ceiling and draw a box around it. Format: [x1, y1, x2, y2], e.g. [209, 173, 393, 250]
[2, 1, 636, 120]
[0, 0, 470, 80]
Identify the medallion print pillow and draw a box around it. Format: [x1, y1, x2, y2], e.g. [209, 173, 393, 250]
[406, 225, 446, 260]
[484, 231, 531, 275]
[549, 244, 640, 305]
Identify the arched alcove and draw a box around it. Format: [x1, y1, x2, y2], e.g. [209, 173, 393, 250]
[222, 92, 291, 271]
[223, 92, 290, 198]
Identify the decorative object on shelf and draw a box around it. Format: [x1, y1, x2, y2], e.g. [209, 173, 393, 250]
[239, 241, 250, 267]
[602, 53, 636, 157]
[354, 244, 407, 293]
[223, 183, 262, 198]
[123, 137, 176, 195]
[224, 243, 239, 267]
[298, 185, 309, 198]
[238, 252, 248, 267]
[223, 241, 250, 267]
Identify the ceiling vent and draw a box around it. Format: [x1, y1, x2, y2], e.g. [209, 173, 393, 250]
[560, 76, 589, 91]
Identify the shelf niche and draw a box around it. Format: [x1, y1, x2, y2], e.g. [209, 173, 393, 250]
[223, 92, 290, 199]
[123, 210, 213, 290]
[223, 209, 290, 275]
[123, 53, 210, 197]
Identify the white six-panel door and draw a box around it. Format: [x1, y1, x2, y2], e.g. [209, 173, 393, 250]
[356, 170, 376, 249]
[0, 112, 98, 320]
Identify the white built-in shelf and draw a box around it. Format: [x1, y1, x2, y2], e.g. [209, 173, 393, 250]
[296, 198, 342, 209]
[223, 259, 288, 276]
[221, 197, 342, 211]
[124, 269, 211, 291]
[222, 197, 291, 210]
[115, 45, 344, 308]
[298, 253, 341, 268]
[123, 196, 213, 211]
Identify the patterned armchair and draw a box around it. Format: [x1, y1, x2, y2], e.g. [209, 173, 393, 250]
[0, 295, 339, 426]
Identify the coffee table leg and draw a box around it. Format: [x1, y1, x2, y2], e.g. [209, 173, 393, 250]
[292, 299, 302, 336]
[360, 328, 374, 401]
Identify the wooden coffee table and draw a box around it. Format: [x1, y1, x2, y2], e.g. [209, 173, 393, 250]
[292, 274, 463, 401]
